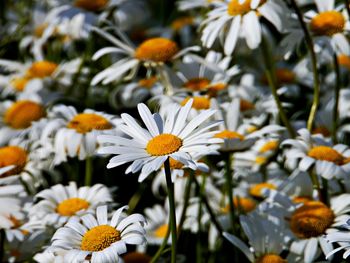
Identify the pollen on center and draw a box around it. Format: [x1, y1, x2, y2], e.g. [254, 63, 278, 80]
[67, 113, 113, 134]
[308, 145, 344, 164]
[81, 225, 121, 251]
[0, 146, 28, 177]
[56, 198, 90, 216]
[310, 11, 345, 36]
[134, 38, 179, 63]
[146, 134, 182, 156]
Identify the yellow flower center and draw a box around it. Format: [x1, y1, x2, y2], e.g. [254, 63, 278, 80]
[290, 201, 334, 239]
[171, 17, 194, 31]
[181, 97, 211, 110]
[255, 254, 287, 263]
[154, 224, 168, 238]
[249, 183, 276, 198]
[222, 196, 256, 213]
[138, 77, 158, 88]
[308, 146, 344, 164]
[169, 158, 184, 169]
[56, 198, 90, 216]
[259, 140, 278, 153]
[255, 156, 267, 165]
[240, 99, 255, 111]
[207, 83, 227, 97]
[293, 196, 312, 204]
[74, 0, 109, 11]
[67, 113, 113, 134]
[312, 126, 331, 137]
[0, 146, 28, 177]
[26, 61, 58, 78]
[227, 0, 266, 16]
[4, 101, 45, 129]
[34, 23, 48, 38]
[214, 130, 245, 140]
[11, 77, 30, 92]
[81, 225, 121, 251]
[146, 134, 182, 156]
[123, 252, 151, 263]
[183, 78, 211, 91]
[275, 68, 295, 85]
[338, 54, 350, 71]
[134, 38, 179, 63]
[310, 11, 345, 36]
[9, 215, 22, 229]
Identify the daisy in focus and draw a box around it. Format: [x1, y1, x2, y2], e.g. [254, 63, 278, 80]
[97, 99, 222, 182]
[29, 182, 112, 227]
[50, 205, 146, 263]
[200, 0, 286, 55]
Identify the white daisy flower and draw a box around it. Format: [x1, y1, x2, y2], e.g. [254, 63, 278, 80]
[91, 27, 200, 85]
[50, 205, 146, 263]
[144, 203, 182, 245]
[41, 105, 121, 165]
[282, 128, 350, 180]
[30, 182, 112, 227]
[0, 58, 82, 97]
[264, 191, 350, 262]
[325, 218, 350, 260]
[212, 98, 285, 152]
[0, 140, 44, 192]
[97, 99, 222, 182]
[223, 211, 290, 262]
[305, 0, 350, 55]
[34, 248, 67, 263]
[0, 97, 46, 146]
[200, 0, 286, 55]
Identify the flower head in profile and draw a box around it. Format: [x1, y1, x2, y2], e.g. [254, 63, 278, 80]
[50, 205, 146, 263]
[91, 27, 200, 85]
[98, 99, 222, 182]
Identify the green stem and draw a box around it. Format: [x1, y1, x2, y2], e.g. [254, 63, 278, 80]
[224, 153, 236, 232]
[150, 219, 171, 263]
[193, 177, 223, 233]
[128, 183, 147, 214]
[164, 158, 177, 263]
[261, 37, 296, 138]
[288, 0, 320, 132]
[84, 157, 93, 186]
[177, 171, 194, 239]
[309, 171, 323, 202]
[332, 53, 341, 144]
[321, 178, 329, 206]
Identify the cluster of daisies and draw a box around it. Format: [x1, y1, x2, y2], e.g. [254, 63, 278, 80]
[2, 0, 350, 262]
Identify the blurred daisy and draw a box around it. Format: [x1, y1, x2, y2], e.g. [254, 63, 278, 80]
[98, 99, 222, 182]
[177, 0, 214, 11]
[213, 99, 284, 151]
[0, 141, 44, 192]
[144, 203, 182, 245]
[305, 0, 350, 55]
[51, 205, 146, 263]
[0, 98, 46, 146]
[0, 58, 82, 96]
[282, 128, 350, 180]
[201, 0, 286, 54]
[42, 105, 121, 165]
[171, 51, 239, 97]
[91, 27, 200, 85]
[265, 192, 350, 262]
[30, 182, 112, 227]
[224, 212, 290, 262]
